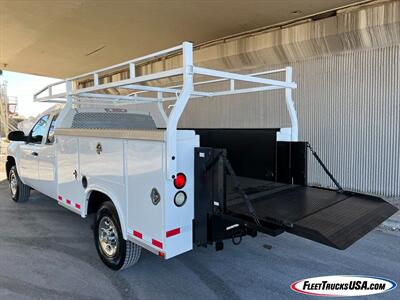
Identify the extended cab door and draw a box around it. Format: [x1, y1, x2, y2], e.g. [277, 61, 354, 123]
[36, 114, 58, 199]
[19, 114, 50, 189]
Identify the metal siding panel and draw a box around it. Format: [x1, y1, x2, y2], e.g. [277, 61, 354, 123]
[180, 45, 400, 197]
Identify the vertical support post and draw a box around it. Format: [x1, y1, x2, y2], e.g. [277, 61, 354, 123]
[93, 73, 99, 86]
[66, 80, 73, 105]
[157, 92, 168, 124]
[129, 63, 135, 79]
[166, 42, 193, 179]
[285, 67, 298, 141]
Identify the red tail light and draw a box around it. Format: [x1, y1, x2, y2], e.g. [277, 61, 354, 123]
[174, 173, 186, 189]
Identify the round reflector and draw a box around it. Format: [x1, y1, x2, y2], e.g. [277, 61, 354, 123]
[174, 173, 186, 189]
[174, 191, 187, 207]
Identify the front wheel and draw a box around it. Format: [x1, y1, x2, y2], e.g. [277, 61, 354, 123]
[9, 166, 30, 203]
[94, 201, 141, 270]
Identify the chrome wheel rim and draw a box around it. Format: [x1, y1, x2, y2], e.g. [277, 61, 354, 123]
[10, 172, 17, 197]
[98, 216, 119, 257]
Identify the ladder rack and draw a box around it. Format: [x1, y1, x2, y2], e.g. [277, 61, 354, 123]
[34, 42, 298, 179]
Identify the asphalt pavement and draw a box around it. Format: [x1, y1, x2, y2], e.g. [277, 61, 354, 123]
[0, 177, 398, 300]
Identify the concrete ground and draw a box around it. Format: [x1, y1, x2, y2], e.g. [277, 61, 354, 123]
[383, 197, 400, 231]
[0, 177, 399, 299]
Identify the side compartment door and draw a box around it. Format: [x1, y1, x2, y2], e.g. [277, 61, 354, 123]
[127, 140, 165, 251]
[56, 135, 85, 214]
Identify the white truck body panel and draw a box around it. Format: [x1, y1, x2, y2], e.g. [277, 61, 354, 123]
[162, 132, 197, 258]
[56, 136, 83, 214]
[126, 139, 165, 252]
[56, 129, 198, 258]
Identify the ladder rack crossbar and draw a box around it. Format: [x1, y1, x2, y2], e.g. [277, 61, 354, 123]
[193, 66, 297, 89]
[78, 93, 160, 103]
[70, 68, 184, 96]
[161, 85, 285, 101]
[127, 68, 288, 97]
[67, 44, 183, 82]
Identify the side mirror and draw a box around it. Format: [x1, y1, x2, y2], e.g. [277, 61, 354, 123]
[8, 131, 27, 142]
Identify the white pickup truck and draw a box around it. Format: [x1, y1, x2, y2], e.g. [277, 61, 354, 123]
[6, 42, 397, 270]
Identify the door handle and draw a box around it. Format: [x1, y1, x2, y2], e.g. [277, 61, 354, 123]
[31, 152, 39, 157]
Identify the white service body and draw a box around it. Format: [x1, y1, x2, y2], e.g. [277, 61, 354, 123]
[56, 127, 198, 258]
[9, 107, 199, 259]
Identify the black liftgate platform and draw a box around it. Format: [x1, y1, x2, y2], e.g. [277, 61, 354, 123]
[193, 129, 398, 250]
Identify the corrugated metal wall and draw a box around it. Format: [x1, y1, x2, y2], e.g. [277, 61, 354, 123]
[298, 46, 400, 197]
[179, 45, 400, 197]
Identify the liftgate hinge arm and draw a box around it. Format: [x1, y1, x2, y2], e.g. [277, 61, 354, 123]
[204, 150, 261, 226]
[306, 142, 344, 192]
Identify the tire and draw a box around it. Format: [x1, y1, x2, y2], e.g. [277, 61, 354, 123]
[9, 166, 30, 203]
[94, 201, 141, 270]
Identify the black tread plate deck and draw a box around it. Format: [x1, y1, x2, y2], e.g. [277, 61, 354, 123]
[227, 177, 398, 250]
[288, 194, 398, 249]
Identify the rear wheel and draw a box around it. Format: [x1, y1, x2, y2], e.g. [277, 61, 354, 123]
[9, 166, 30, 203]
[94, 201, 141, 270]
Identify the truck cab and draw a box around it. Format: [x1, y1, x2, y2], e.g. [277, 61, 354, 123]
[7, 108, 60, 200]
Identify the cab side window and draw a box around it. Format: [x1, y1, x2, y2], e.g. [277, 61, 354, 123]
[29, 115, 50, 144]
[46, 114, 58, 144]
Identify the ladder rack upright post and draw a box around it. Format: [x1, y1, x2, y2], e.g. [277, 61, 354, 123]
[166, 42, 194, 180]
[285, 67, 298, 141]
